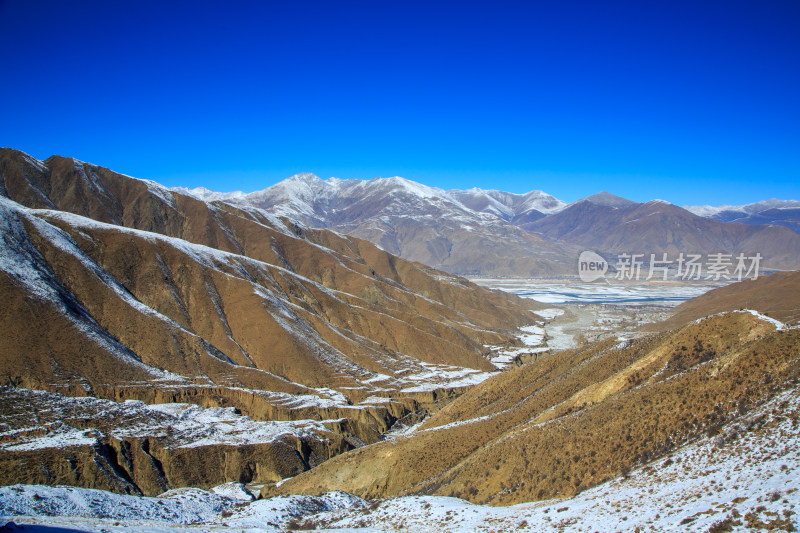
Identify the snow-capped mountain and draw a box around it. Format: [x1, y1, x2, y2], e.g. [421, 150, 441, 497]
[686, 198, 800, 217]
[209, 173, 566, 228]
[685, 199, 800, 234]
[173, 174, 800, 273]
[188, 174, 578, 277]
[447, 187, 566, 221]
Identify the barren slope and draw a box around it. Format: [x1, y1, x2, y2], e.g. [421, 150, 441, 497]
[0, 149, 546, 492]
[656, 270, 800, 330]
[272, 311, 800, 505]
[528, 197, 800, 270]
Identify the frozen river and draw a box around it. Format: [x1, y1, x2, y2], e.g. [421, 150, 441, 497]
[472, 278, 724, 306]
[473, 278, 726, 356]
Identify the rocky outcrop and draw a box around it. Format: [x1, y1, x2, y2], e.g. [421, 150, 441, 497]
[0, 388, 353, 496]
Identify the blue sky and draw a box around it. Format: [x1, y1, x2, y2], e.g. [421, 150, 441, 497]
[1, 0, 798, 204]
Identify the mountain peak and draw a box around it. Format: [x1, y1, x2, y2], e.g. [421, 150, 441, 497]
[575, 191, 636, 208]
[284, 172, 322, 183]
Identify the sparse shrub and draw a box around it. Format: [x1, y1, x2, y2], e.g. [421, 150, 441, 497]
[707, 516, 742, 533]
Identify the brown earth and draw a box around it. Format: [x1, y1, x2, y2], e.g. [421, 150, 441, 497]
[0, 388, 351, 496]
[270, 311, 800, 505]
[0, 148, 548, 492]
[654, 270, 800, 330]
[0, 148, 543, 396]
[528, 199, 800, 271]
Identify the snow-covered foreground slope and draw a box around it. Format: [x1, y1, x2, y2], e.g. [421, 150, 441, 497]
[4, 385, 799, 532]
[0, 486, 365, 532]
[311, 388, 800, 531]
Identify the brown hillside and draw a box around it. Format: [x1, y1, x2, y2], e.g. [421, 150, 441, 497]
[0, 149, 548, 492]
[271, 311, 800, 505]
[1, 195, 523, 400]
[655, 270, 800, 329]
[0, 148, 539, 333]
[528, 199, 800, 271]
[0, 388, 352, 496]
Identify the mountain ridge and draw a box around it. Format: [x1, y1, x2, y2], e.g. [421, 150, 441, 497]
[0, 147, 547, 492]
[171, 171, 800, 274]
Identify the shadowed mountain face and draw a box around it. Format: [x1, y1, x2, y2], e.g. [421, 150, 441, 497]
[0, 148, 548, 492]
[527, 197, 800, 271]
[686, 199, 800, 235]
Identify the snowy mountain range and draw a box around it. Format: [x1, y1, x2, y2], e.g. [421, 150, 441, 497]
[179, 174, 800, 235]
[176, 175, 800, 274]
[685, 198, 800, 234]
[176, 175, 567, 225]
[178, 175, 578, 276]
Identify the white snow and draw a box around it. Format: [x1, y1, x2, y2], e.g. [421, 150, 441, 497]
[205, 491, 367, 529]
[0, 485, 234, 524]
[3, 369, 800, 532]
[685, 198, 800, 217]
[0, 427, 101, 452]
[741, 309, 789, 330]
[0, 390, 334, 453]
[0, 488, 367, 532]
[399, 363, 495, 393]
[143, 403, 330, 448]
[694, 308, 794, 331]
[534, 308, 565, 320]
[209, 482, 256, 502]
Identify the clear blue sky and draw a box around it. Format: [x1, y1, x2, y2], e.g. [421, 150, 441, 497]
[1, 0, 798, 204]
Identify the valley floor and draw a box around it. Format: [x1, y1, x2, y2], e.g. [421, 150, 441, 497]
[3, 384, 798, 532]
[479, 277, 725, 352]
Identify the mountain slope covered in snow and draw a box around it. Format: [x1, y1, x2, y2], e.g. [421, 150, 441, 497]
[179, 173, 577, 276]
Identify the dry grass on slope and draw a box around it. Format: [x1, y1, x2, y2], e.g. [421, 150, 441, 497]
[271, 312, 800, 506]
[654, 270, 800, 330]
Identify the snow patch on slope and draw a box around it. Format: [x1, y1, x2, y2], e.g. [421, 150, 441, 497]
[4, 387, 799, 531]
